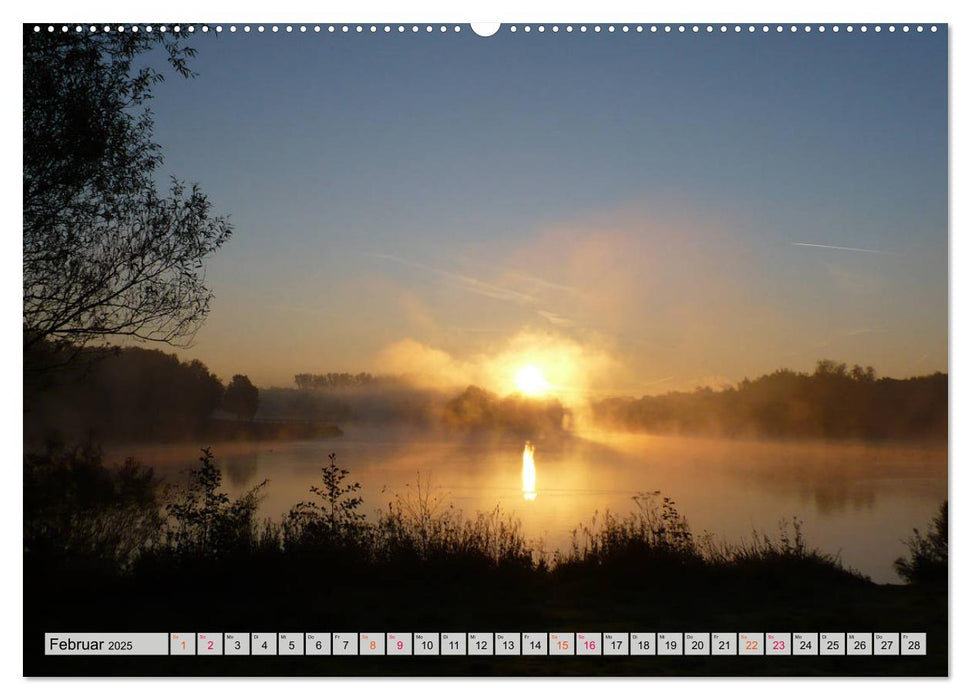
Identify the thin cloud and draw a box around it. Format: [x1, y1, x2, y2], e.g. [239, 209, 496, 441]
[843, 327, 889, 336]
[646, 375, 675, 386]
[506, 269, 585, 298]
[369, 253, 538, 305]
[452, 254, 586, 299]
[372, 253, 582, 331]
[537, 309, 576, 328]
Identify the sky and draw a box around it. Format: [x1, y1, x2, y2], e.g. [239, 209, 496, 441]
[144, 27, 947, 396]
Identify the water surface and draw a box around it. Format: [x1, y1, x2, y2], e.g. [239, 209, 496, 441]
[108, 428, 947, 583]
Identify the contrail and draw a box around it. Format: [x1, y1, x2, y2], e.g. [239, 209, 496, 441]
[791, 242, 889, 255]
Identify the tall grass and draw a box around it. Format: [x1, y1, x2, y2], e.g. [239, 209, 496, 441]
[561, 492, 700, 568]
[281, 466, 534, 571]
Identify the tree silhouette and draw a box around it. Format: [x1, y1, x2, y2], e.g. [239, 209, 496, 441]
[23, 27, 231, 358]
[223, 374, 259, 421]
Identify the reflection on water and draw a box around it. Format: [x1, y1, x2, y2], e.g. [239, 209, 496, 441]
[223, 451, 259, 487]
[106, 428, 947, 583]
[522, 441, 537, 501]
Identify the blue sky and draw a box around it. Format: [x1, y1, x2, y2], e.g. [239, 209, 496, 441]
[145, 27, 947, 393]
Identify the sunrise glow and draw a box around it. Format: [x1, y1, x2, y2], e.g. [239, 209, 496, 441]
[514, 365, 550, 397]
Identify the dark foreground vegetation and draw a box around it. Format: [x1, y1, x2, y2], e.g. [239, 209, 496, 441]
[593, 360, 947, 440]
[24, 445, 947, 676]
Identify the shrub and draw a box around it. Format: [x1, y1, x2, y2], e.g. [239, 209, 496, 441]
[163, 447, 267, 558]
[895, 501, 947, 585]
[283, 453, 368, 555]
[24, 443, 163, 572]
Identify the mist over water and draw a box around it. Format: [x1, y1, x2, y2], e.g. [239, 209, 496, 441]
[109, 428, 946, 584]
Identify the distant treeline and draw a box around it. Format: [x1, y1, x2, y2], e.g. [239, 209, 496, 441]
[294, 372, 398, 390]
[261, 383, 570, 437]
[268, 370, 572, 435]
[24, 344, 339, 445]
[592, 361, 947, 440]
[27, 349, 944, 443]
[260, 384, 441, 426]
[26, 345, 225, 443]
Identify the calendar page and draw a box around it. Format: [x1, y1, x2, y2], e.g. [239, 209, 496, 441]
[22, 11, 948, 679]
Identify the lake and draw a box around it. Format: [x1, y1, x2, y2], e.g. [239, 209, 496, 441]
[107, 428, 947, 584]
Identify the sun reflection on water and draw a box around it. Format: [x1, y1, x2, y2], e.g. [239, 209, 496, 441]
[522, 441, 537, 501]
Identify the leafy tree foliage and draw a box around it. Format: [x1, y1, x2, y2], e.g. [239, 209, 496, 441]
[23, 27, 231, 356]
[223, 374, 259, 420]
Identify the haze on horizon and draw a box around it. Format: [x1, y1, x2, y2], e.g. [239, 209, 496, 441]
[139, 29, 946, 397]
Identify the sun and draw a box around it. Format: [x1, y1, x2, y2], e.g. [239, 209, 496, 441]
[514, 364, 550, 397]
